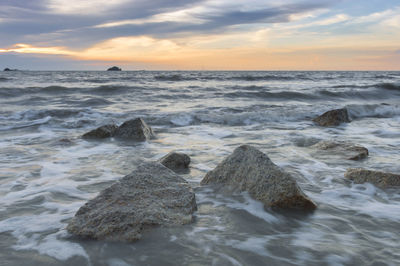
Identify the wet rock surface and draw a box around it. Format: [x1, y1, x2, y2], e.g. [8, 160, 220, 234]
[159, 152, 191, 173]
[82, 118, 154, 141]
[113, 118, 155, 141]
[312, 141, 368, 161]
[82, 124, 118, 139]
[345, 168, 400, 189]
[201, 145, 316, 211]
[67, 162, 197, 241]
[313, 108, 350, 127]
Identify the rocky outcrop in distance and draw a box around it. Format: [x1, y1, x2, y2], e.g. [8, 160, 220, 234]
[345, 168, 400, 189]
[67, 162, 197, 241]
[159, 152, 191, 173]
[201, 145, 316, 211]
[312, 141, 368, 161]
[3, 68, 18, 71]
[313, 108, 350, 127]
[107, 66, 122, 71]
[82, 118, 155, 141]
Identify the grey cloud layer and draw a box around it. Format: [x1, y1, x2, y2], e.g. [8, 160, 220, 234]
[0, 0, 334, 48]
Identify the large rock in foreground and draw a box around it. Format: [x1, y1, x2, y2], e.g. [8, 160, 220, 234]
[159, 152, 191, 173]
[67, 162, 197, 241]
[312, 141, 368, 161]
[201, 145, 316, 211]
[82, 124, 118, 139]
[313, 108, 350, 127]
[345, 168, 400, 189]
[114, 118, 155, 141]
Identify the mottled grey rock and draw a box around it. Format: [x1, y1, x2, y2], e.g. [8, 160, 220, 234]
[67, 162, 197, 241]
[313, 108, 350, 127]
[345, 168, 400, 189]
[201, 145, 316, 211]
[312, 141, 368, 161]
[82, 124, 118, 139]
[159, 152, 191, 173]
[114, 118, 155, 141]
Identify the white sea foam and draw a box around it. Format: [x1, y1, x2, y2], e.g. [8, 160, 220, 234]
[170, 114, 193, 126]
[107, 258, 131, 266]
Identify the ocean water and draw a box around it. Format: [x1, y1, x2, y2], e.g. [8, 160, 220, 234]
[0, 71, 400, 266]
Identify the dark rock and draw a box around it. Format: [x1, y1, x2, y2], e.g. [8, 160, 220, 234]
[114, 118, 155, 141]
[312, 141, 368, 161]
[313, 108, 350, 127]
[201, 145, 316, 211]
[3, 68, 17, 71]
[107, 66, 122, 71]
[345, 168, 400, 189]
[82, 124, 118, 139]
[159, 152, 190, 173]
[67, 162, 197, 241]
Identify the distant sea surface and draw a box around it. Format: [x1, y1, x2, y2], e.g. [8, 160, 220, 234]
[1, 71, 400, 265]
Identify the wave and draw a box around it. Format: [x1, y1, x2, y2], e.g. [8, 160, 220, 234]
[224, 90, 318, 100]
[154, 74, 197, 81]
[328, 82, 400, 91]
[229, 74, 311, 81]
[14, 109, 85, 121]
[377, 83, 400, 91]
[0, 77, 9, 82]
[0, 116, 51, 131]
[0, 85, 143, 97]
[347, 104, 400, 119]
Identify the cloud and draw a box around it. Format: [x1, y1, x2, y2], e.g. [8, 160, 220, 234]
[0, 0, 334, 48]
[46, 0, 131, 15]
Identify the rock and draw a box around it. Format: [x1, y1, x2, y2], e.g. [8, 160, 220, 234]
[201, 145, 316, 211]
[67, 162, 197, 241]
[3, 68, 17, 71]
[82, 118, 155, 142]
[114, 118, 155, 141]
[82, 124, 118, 139]
[345, 168, 400, 189]
[107, 66, 122, 71]
[312, 141, 368, 161]
[313, 108, 350, 127]
[159, 152, 190, 173]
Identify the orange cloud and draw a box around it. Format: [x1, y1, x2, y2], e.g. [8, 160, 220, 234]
[1, 35, 399, 70]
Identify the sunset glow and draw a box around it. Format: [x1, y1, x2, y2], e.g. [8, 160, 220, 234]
[1, 0, 399, 70]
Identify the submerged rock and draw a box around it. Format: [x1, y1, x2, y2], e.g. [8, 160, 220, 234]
[67, 162, 197, 241]
[345, 168, 400, 189]
[159, 152, 191, 173]
[107, 66, 121, 71]
[313, 108, 350, 127]
[82, 124, 118, 139]
[114, 118, 155, 141]
[201, 145, 316, 211]
[312, 141, 368, 161]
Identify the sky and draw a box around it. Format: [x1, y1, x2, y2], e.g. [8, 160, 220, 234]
[0, 0, 399, 70]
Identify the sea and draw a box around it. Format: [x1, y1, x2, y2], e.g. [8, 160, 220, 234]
[0, 71, 400, 266]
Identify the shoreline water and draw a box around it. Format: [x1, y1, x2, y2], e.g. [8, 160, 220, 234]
[0, 71, 399, 265]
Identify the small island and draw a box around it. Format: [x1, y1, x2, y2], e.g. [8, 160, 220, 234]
[107, 66, 122, 71]
[3, 68, 18, 71]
